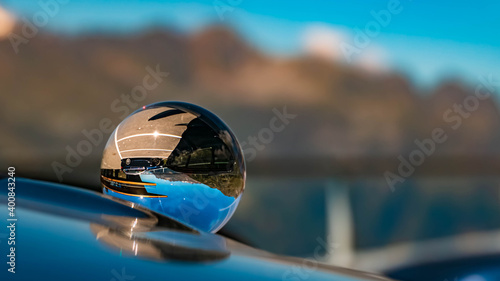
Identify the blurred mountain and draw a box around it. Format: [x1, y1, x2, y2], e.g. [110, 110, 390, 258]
[2, 25, 500, 186]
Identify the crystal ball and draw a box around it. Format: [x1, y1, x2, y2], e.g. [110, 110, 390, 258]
[101, 101, 246, 233]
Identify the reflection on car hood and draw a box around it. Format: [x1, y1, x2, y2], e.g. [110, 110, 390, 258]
[0, 178, 395, 281]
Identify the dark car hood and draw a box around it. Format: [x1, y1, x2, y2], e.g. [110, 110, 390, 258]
[0, 178, 394, 281]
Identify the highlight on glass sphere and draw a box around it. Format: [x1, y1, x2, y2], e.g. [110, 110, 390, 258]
[100, 101, 246, 233]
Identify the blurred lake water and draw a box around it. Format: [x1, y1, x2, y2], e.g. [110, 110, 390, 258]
[226, 176, 500, 259]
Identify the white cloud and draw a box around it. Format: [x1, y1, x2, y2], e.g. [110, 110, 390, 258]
[302, 24, 348, 62]
[302, 24, 389, 73]
[355, 45, 389, 73]
[0, 6, 15, 39]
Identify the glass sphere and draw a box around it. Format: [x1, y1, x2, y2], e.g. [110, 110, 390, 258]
[101, 102, 246, 233]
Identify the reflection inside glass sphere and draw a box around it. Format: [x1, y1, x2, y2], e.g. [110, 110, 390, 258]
[101, 102, 246, 233]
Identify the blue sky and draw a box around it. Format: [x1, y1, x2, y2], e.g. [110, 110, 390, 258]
[3, 0, 500, 88]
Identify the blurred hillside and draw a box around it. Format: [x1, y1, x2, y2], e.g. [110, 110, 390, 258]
[2, 25, 500, 187]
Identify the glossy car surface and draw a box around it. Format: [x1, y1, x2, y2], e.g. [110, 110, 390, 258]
[385, 254, 500, 281]
[0, 177, 395, 281]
